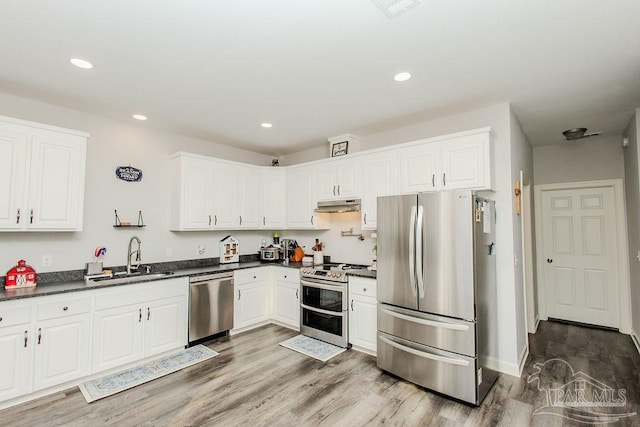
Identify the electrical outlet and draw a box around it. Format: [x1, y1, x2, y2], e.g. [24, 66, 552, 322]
[166, 248, 173, 258]
[42, 255, 53, 267]
[197, 244, 206, 255]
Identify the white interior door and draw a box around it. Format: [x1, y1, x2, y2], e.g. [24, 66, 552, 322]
[540, 186, 619, 328]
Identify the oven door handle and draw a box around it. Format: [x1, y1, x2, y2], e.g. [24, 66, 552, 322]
[300, 279, 347, 292]
[301, 303, 346, 317]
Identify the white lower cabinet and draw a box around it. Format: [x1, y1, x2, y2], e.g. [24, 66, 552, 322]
[92, 278, 188, 374]
[272, 267, 299, 329]
[0, 312, 32, 402]
[233, 268, 271, 332]
[348, 277, 377, 354]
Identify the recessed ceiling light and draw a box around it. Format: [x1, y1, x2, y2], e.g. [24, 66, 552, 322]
[261, 122, 273, 128]
[70, 58, 93, 69]
[394, 72, 411, 82]
[133, 114, 148, 121]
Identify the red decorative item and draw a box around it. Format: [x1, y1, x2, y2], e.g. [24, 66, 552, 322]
[5, 260, 37, 288]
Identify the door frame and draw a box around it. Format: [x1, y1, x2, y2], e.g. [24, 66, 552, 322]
[534, 179, 631, 333]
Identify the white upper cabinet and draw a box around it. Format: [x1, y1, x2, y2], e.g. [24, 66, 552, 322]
[286, 165, 330, 229]
[236, 165, 261, 229]
[360, 151, 398, 230]
[170, 154, 216, 230]
[399, 129, 493, 193]
[211, 160, 241, 229]
[260, 168, 286, 229]
[317, 157, 362, 201]
[0, 116, 88, 232]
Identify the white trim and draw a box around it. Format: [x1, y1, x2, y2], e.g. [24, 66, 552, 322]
[534, 179, 632, 333]
[483, 355, 522, 378]
[632, 329, 640, 356]
[0, 114, 90, 137]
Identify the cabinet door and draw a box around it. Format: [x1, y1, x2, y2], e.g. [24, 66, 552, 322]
[286, 166, 329, 229]
[399, 144, 438, 194]
[178, 156, 215, 230]
[260, 169, 286, 229]
[27, 131, 86, 230]
[0, 324, 31, 401]
[440, 134, 490, 190]
[234, 283, 270, 330]
[32, 313, 91, 391]
[237, 165, 260, 229]
[0, 125, 27, 230]
[144, 296, 187, 357]
[92, 304, 144, 373]
[317, 165, 338, 201]
[335, 159, 361, 199]
[212, 162, 239, 229]
[273, 281, 300, 329]
[361, 152, 397, 230]
[349, 295, 377, 353]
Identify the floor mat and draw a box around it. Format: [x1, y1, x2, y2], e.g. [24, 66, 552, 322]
[79, 345, 218, 403]
[279, 334, 347, 362]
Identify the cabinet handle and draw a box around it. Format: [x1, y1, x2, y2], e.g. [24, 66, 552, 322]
[442, 173, 446, 187]
[209, 215, 212, 226]
[337, 185, 340, 195]
[0, 316, 3, 322]
[333, 185, 336, 196]
[30, 209, 34, 224]
[16, 208, 21, 224]
[147, 307, 151, 321]
[296, 289, 299, 299]
[238, 290, 241, 300]
[24, 331, 28, 348]
[139, 308, 142, 322]
[363, 213, 367, 225]
[311, 216, 314, 225]
[37, 328, 42, 345]
[214, 215, 218, 225]
[350, 300, 354, 311]
[239, 216, 242, 225]
[363, 288, 367, 292]
[263, 217, 266, 226]
[63, 306, 68, 311]
[432, 174, 435, 187]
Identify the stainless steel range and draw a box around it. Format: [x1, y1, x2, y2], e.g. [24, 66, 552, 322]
[299, 263, 367, 348]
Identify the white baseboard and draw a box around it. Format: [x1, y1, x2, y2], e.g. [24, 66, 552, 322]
[533, 316, 540, 333]
[483, 356, 521, 378]
[632, 329, 640, 356]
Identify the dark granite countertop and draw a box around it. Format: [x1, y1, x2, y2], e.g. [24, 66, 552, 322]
[0, 259, 376, 302]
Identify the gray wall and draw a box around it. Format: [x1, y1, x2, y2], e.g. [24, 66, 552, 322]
[623, 109, 640, 337]
[533, 136, 624, 185]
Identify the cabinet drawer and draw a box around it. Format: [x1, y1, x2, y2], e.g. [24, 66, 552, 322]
[272, 268, 298, 284]
[234, 267, 269, 284]
[0, 305, 32, 327]
[349, 277, 376, 298]
[37, 296, 92, 321]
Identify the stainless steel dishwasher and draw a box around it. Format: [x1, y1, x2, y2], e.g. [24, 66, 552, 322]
[189, 272, 234, 344]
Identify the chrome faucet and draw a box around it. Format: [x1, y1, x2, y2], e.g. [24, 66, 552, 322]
[127, 236, 142, 274]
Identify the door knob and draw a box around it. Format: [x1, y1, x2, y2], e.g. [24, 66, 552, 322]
[547, 258, 553, 263]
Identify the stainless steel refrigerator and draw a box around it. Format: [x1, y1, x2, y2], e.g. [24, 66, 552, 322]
[376, 190, 499, 405]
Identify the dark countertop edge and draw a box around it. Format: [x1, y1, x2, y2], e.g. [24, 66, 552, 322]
[0, 261, 376, 302]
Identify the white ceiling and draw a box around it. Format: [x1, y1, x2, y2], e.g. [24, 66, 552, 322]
[1, 1, 639, 156]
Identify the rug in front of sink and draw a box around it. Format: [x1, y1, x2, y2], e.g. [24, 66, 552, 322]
[279, 335, 346, 362]
[79, 344, 219, 403]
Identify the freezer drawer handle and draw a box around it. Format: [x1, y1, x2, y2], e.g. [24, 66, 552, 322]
[381, 308, 469, 331]
[380, 336, 469, 367]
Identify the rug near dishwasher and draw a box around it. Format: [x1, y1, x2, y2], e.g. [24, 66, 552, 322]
[79, 345, 218, 403]
[279, 335, 347, 362]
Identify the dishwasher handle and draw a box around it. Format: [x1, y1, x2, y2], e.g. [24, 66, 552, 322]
[189, 272, 234, 283]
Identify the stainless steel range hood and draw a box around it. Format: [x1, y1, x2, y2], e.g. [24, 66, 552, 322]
[315, 199, 361, 213]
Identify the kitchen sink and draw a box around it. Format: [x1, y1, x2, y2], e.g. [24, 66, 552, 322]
[87, 271, 175, 286]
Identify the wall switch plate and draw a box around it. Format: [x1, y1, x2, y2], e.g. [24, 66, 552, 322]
[197, 244, 206, 255]
[42, 255, 52, 267]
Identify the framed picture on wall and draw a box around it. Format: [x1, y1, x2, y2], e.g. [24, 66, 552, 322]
[331, 141, 348, 157]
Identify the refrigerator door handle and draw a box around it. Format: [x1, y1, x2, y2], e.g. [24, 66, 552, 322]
[380, 308, 470, 331]
[408, 206, 417, 297]
[379, 335, 470, 367]
[415, 205, 425, 298]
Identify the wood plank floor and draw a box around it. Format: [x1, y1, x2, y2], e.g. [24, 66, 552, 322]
[2, 321, 639, 426]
